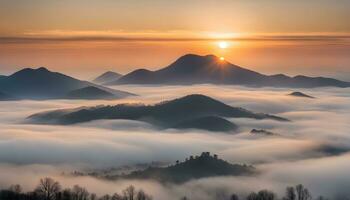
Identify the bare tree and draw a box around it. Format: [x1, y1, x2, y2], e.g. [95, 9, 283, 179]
[111, 193, 123, 200]
[90, 193, 97, 200]
[296, 184, 312, 200]
[8, 184, 22, 194]
[72, 185, 89, 200]
[36, 177, 61, 200]
[246, 190, 275, 200]
[246, 192, 258, 200]
[284, 187, 296, 200]
[230, 193, 239, 200]
[258, 190, 275, 200]
[136, 190, 152, 200]
[123, 185, 136, 200]
[99, 194, 111, 200]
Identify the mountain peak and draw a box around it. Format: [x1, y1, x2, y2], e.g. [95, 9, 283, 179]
[36, 67, 49, 72]
[10, 67, 52, 77]
[93, 71, 122, 84]
[175, 54, 219, 63]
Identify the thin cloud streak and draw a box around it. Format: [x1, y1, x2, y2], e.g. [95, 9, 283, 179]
[1, 33, 350, 44]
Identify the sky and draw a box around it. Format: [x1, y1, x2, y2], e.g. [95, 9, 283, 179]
[0, 0, 350, 80]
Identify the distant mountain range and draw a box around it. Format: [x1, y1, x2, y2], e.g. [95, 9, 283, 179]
[0, 67, 134, 100]
[28, 94, 288, 132]
[116, 152, 255, 183]
[93, 71, 122, 84]
[106, 54, 350, 88]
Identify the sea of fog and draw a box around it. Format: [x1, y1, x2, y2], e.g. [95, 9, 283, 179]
[0, 84, 349, 200]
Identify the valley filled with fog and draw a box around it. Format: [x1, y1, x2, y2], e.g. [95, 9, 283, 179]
[0, 84, 349, 200]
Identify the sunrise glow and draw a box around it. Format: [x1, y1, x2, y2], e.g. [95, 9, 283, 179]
[218, 41, 229, 49]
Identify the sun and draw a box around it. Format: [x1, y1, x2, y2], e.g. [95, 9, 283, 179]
[218, 41, 229, 49]
[220, 57, 225, 61]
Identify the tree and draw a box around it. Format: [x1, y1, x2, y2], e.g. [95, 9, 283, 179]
[257, 190, 275, 200]
[36, 177, 61, 200]
[111, 193, 123, 200]
[99, 194, 111, 200]
[61, 189, 73, 200]
[8, 184, 22, 194]
[230, 193, 239, 200]
[246, 190, 275, 200]
[284, 187, 296, 200]
[90, 193, 97, 200]
[123, 185, 136, 200]
[136, 190, 152, 200]
[246, 192, 258, 200]
[295, 184, 312, 200]
[72, 185, 89, 200]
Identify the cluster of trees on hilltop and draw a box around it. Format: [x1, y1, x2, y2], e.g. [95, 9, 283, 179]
[0, 177, 152, 200]
[0, 177, 331, 200]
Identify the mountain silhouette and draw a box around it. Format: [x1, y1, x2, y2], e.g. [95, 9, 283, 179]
[108, 54, 350, 88]
[0, 67, 133, 100]
[172, 116, 238, 132]
[119, 152, 255, 183]
[93, 71, 122, 84]
[250, 129, 275, 136]
[65, 86, 117, 99]
[0, 91, 15, 101]
[288, 91, 315, 98]
[28, 94, 288, 131]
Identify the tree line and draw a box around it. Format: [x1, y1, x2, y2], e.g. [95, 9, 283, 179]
[0, 177, 152, 200]
[0, 177, 330, 200]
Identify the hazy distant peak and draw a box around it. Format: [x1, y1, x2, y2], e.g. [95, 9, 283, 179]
[93, 70, 122, 84]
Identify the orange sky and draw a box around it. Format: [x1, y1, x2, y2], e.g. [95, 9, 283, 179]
[0, 0, 350, 80]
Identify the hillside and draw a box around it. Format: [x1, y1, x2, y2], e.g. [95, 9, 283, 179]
[172, 116, 238, 132]
[28, 94, 288, 131]
[120, 152, 255, 183]
[0, 67, 133, 100]
[65, 86, 117, 99]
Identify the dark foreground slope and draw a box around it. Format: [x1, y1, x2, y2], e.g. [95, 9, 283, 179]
[0, 67, 133, 100]
[120, 152, 255, 183]
[110, 54, 350, 88]
[28, 94, 288, 132]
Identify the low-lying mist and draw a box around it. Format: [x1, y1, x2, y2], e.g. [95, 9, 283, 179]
[0, 85, 349, 199]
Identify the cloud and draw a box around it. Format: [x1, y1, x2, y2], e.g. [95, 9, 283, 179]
[0, 85, 349, 199]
